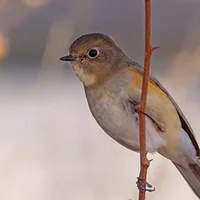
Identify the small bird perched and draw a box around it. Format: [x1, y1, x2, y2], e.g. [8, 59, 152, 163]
[60, 33, 200, 198]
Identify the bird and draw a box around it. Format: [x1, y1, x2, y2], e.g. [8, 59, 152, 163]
[60, 33, 200, 198]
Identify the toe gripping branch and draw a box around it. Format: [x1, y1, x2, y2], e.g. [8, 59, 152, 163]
[136, 177, 155, 192]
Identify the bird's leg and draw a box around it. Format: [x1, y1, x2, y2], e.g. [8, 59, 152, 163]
[133, 102, 165, 132]
[139, 110, 165, 132]
[136, 177, 155, 192]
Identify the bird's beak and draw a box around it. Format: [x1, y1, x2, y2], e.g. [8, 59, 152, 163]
[59, 55, 75, 61]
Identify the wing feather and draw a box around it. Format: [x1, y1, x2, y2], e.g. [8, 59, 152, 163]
[129, 62, 200, 156]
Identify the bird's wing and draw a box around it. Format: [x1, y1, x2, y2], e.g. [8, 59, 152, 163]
[128, 62, 200, 156]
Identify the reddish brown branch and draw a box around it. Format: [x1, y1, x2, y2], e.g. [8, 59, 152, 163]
[137, 0, 153, 200]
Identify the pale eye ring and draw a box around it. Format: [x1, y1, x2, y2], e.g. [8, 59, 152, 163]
[88, 48, 99, 59]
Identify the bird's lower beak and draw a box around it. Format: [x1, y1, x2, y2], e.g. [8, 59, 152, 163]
[59, 55, 75, 61]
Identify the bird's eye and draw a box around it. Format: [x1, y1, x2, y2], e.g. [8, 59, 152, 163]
[88, 48, 99, 59]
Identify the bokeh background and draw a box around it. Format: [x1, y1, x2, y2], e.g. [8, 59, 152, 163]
[0, 0, 200, 199]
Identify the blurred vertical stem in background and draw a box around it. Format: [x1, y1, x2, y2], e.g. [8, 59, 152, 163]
[137, 0, 154, 199]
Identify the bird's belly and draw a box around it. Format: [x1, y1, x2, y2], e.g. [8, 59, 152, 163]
[89, 98, 166, 153]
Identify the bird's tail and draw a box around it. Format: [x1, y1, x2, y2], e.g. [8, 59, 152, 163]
[173, 162, 200, 198]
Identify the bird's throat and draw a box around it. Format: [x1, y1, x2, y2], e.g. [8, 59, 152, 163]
[73, 64, 97, 87]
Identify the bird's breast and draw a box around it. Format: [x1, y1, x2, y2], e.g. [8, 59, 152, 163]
[87, 94, 141, 151]
[85, 90, 166, 153]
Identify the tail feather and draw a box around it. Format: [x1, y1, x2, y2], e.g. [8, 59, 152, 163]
[173, 162, 200, 198]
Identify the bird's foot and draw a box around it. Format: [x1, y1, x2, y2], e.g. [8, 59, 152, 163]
[136, 177, 155, 192]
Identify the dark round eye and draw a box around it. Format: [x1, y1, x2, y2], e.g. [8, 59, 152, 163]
[88, 48, 99, 58]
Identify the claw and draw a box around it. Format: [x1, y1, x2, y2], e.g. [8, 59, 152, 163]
[136, 177, 155, 192]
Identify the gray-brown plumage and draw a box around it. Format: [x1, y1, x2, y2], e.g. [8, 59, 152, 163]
[60, 33, 200, 198]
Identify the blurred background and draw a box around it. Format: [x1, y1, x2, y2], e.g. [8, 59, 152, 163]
[0, 0, 200, 199]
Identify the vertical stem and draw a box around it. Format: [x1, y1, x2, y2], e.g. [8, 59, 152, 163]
[138, 0, 152, 200]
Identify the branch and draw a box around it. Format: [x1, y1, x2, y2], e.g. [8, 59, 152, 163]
[137, 0, 155, 200]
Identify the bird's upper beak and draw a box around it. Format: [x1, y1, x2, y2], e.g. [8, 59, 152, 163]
[59, 54, 75, 61]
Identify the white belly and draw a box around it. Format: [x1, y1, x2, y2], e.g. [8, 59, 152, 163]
[88, 96, 166, 153]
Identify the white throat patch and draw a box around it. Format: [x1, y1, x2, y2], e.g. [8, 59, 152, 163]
[73, 64, 96, 87]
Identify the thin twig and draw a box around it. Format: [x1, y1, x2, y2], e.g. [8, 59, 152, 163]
[136, 0, 154, 200]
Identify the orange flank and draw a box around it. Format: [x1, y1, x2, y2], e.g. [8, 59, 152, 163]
[128, 67, 168, 102]
[128, 66, 183, 159]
